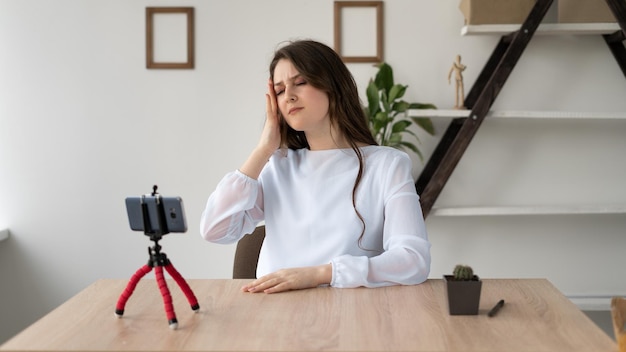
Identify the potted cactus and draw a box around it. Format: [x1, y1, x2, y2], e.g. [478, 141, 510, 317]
[444, 264, 482, 315]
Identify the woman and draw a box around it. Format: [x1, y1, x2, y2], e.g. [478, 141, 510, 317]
[200, 40, 430, 293]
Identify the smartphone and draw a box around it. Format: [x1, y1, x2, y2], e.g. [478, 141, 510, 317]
[125, 196, 187, 234]
[161, 196, 187, 233]
[125, 196, 147, 231]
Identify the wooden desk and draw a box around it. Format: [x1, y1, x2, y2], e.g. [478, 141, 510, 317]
[0, 279, 617, 351]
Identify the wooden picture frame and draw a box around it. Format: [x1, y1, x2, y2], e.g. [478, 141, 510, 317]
[146, 7, 195, 69]
[333, 1, 383, 63]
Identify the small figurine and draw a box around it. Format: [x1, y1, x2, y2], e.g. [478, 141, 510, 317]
[448, 55, 467, 110]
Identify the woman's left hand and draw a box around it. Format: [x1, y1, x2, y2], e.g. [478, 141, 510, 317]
[241, 264, 332, 294]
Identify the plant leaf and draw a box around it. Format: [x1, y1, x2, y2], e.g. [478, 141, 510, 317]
[380, 90, 391, 112]
[388, 84, 407, 102]
[411, 117, 436, 135]
[388, 132, 402, 144]
[403, 128, 421, 143]
[366, 80, 380, 116]
[391, 120, 411, 133]
[392, 101, 410, 113]
[375, 62, 394, 94]
[373, 111, 388, 132]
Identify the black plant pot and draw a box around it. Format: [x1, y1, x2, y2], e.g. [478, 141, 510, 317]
[444, 275, 482, 315]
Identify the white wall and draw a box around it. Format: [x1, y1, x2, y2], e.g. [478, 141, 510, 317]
[1, 0, 625, 343]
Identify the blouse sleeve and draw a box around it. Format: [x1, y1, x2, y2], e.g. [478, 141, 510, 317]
[199, 170, 264, 244]
[329, 153, 431, 288]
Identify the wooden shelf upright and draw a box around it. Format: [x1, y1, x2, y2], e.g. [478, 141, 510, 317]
[415, 0, 626, 218]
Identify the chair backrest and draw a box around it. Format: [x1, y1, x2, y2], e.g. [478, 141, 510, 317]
[232, 226, 265, 279]
[612, 296, 626, 351]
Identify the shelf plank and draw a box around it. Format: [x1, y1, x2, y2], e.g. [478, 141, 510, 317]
[410, 109, 469, 118]
[461, 22, 621, 36]
[430, 205, 626, 216]
[409, 109, 626, 119]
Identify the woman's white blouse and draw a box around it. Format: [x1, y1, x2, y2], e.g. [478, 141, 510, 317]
[200, 146, 431, 288]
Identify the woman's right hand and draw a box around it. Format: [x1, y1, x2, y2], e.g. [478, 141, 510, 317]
[257, 79, 281, 156]
[238, 80, 282, 180]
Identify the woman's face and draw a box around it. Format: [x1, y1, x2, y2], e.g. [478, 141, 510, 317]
[272, 59, 330, 136]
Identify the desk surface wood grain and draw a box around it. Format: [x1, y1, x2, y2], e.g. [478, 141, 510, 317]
[0, 278, 617, 351]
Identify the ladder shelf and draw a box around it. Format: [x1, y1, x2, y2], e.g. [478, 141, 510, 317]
[415, 0, 626, 218]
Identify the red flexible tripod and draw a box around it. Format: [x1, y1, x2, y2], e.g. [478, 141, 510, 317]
[115, 187, 199, 329]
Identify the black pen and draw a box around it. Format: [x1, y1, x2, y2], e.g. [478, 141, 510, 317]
[488, 299, 505, 317]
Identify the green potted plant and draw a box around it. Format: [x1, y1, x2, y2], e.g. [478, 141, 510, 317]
[444, 264, 482, 315]
[364, 62, 435, 162]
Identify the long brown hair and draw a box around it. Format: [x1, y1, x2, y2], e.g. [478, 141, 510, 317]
[269, 40, 378, 246]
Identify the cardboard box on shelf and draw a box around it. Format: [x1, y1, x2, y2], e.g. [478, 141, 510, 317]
[558, 0, 616, 23]
[459, 0, 536, 25]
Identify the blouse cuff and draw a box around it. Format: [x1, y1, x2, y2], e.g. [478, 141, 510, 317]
[330, 255, 369, 288]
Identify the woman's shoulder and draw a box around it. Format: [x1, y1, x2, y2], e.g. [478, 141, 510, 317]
[363, 145, 411, 163]
[364, 146, 414, 177]
[266, 146, 411, 167]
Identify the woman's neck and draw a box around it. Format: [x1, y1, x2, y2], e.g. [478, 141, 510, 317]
[304, 124, 350, 151]
[307, 138, 350, 151]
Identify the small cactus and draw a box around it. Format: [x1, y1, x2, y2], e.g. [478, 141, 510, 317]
[453, 264, 475, 281]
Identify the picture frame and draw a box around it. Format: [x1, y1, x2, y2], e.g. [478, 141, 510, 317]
[333, 1, 384, 63]
[146, 7, 195, 69]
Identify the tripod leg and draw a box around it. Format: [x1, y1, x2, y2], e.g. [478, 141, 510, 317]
[164, 263, 200, 312]
[155, 266, 178, 329]
[115, 265, 152, 317]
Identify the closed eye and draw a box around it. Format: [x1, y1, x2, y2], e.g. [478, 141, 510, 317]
[273, 76, 305, 96]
